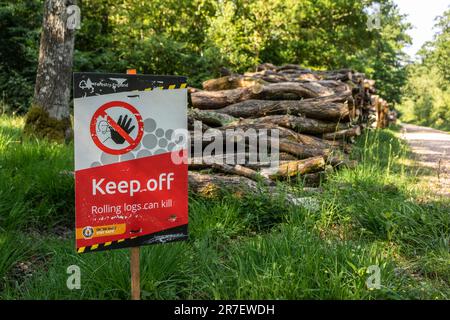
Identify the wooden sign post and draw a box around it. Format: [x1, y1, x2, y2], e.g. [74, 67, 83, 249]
[130, 246, 140, 300]
[73, 69, 189, 300]
[127, 69, 140, 301]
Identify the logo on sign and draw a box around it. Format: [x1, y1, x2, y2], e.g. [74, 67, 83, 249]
[82, 226, 94, 239]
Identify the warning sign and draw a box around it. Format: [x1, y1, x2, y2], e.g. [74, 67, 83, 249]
[73, 73, 188, 253]
[90, 101, 144, 155]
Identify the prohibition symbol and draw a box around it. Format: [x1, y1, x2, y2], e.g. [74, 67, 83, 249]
[90, 101, 144, 155]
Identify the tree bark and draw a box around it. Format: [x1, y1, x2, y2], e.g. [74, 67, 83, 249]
[202, 75, 267, 91]
[25, 0, 75, 141]
[261, 156, 326, 179]
[188, 172, 300, 204]
[322, 125, 361, 140]
[188, 172, 258, 196]
[219, 122, 339, 149]
[232, 115, 349, 135]
[210, 163, 274, 186]
[213, 92, 353, 121]
[190, 82, 335, 109]
[188, 108, 236, 127]
[279, 139, 330, 159]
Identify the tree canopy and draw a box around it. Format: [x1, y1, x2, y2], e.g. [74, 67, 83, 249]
[1, 0, 413, 113]
[399, 8, 450, 131]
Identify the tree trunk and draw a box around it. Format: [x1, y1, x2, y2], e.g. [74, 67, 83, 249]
[24, 0, 75, 141]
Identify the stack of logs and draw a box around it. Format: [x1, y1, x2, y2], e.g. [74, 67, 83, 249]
[370, 95, 396, 128]
[187, 63, 391, 195]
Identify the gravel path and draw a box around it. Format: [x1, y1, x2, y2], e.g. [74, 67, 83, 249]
[401, 124, 450, 197]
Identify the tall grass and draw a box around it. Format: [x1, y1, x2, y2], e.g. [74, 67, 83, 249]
[0, 116, 74, 232]
[0, 115, 448, 299]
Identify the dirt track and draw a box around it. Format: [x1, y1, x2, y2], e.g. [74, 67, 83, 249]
[401, 124, 450, 197]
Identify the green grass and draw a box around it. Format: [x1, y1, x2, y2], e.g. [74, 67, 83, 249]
[0, 115, 448, 299]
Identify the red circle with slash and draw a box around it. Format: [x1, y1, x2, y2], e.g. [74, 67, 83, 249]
[90, 101, 144, 155]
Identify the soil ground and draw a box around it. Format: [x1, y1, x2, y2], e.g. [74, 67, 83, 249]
[401, 124, 450, 197]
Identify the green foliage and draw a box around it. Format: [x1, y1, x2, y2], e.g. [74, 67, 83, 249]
[73, 0, 222, 86]
[399, 65, 450, 130]
[0, 0, 411, 112]
[0, 233, 32, 290]
[421, 10, 450, 83]
[205, 0, 411, 104]
[0, 0, 42, 112]
[361, 2, 411, 105]
[0, 116, 74, 232]
[398, 8, 450, 130]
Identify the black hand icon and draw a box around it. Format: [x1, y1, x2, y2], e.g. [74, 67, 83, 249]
[110, 114, 135, 144]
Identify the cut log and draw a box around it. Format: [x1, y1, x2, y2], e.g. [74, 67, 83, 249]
[231, 115, 349, 135]
[248, 66, 354, 84]
[314, 80, 352, 95]
[210, 163, 274, 186]
[255, 73, 291, 83]
[261, 156, 326, 179]
[322, 125, 361, 140]
[190, 86, 256, 110]
[189, 154, 277, 170]
[189, 136, 327, 161]
[202, 75, 267, 91]
[280, 72, 321, 81]
[190, 82, 335, 109]
[289, 131, 340, 149]
[189, 125, 336, 160]
[188, 108, 236, 127]
[258, 82, 335, 100]
[279, 139, 330, 159]
[189, 171, 259, 196]
[214, 93, 353, 121]
[217, 122, 338, 149]
[188, 172, 299, 204]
